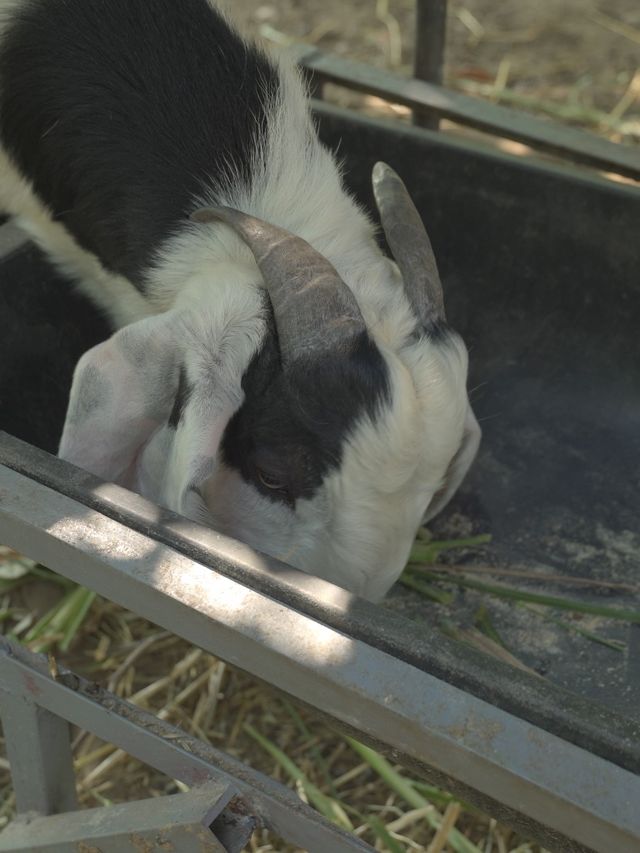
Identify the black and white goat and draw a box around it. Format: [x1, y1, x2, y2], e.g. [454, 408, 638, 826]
[0, 0, 480, 601]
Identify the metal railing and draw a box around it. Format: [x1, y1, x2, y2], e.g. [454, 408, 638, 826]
[1, 433, 639, 852]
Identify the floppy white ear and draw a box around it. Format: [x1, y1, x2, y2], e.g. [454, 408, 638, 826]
[59, 311, 182, 486]
[424, 406, 481, 522]
[139, 387, 240, 520]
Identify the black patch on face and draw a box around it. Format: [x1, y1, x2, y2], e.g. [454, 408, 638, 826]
[409, 318, 451, 345]
[0, 0, 279, 290]
[221, 301, 390, 507]
[168, 365, 193, 430]
[425, 319, 451, 341]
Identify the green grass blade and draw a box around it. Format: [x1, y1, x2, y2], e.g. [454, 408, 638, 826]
[280, 700, 340, 797]
[245, 724, 352, 830]
[60, 588, 97, 651]
[24, 591, 72, 644]
[410, 570, 640, 624]
[346, 738, 481, 853]
[399, 573, 454, 604]
[366, 815, 405, 853]
[523, 605, 625, 651]
[474, 605, 506, 647]
[347, 738, 425, 809]
[410, 781, 483, 815]
[409, 534, 491, 565]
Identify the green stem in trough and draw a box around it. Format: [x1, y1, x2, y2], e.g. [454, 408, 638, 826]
[523, 605, 626, 651]
[408, 570, 640, 623]
[409, 534, 491, 565]
[399, 573, 455, 604]
[474, 605, 506, 647]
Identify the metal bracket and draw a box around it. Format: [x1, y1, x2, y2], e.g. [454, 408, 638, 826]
[0, 637, 371, 853]
[0, 780, 237, 852]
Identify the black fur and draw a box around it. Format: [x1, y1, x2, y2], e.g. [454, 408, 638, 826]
[0, 242, 111, 453]
[222, 300, 390, 506]
[0, 0, 279, 289]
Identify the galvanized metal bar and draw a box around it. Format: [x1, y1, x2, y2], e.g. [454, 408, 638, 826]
[0, 780, 233, 852]
[290, 44, 640, 180]
[0, 639, 371, 853]
[1, 466, 639, 852]
[0, 690, 77, 816]
[0, 431, 637, 774]
[414, 0, 448, 129]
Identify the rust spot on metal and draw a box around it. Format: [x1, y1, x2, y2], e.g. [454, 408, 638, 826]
[23, 672, 43, 698]
[130, 832, 156, 853]
[225, 795, 253, 817]
[446, 716, 502, 750]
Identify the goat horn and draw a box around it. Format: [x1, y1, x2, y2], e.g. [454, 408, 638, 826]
[372, 162, 445, 327]
[190, 206, 367, 365]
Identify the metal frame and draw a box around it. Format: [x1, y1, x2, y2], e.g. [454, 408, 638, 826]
[0, 638, 368, 853]
[1, 434, 639, 853]
[0, 764, 240, 853]
[293, 44, 640, 180]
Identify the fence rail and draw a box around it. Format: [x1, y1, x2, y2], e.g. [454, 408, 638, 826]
[0, 637, 367, 853]
[1, 434, 639, 852]
[293, 44, 640, 180]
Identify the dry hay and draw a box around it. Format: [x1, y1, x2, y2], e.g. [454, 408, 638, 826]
[0, 550, 549, 853]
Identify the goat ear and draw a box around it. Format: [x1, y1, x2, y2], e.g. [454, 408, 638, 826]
[59, 312, 181, 485]
[424, 407, 481, 522]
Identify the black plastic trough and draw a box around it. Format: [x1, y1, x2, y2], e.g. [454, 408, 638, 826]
[1, 98, 638, 740]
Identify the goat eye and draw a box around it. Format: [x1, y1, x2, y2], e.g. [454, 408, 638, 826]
[256, 468, 286, 491]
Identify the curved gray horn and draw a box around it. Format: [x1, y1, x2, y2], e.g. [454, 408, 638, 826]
[372, 161, 445, 326]
[190, 206, 367, 365]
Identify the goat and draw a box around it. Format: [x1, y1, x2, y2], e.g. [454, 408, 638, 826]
[0, 0, 480, 601]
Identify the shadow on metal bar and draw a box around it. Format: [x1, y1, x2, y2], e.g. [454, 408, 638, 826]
[1, 444, 640, 852]
[0, 638, 370, 853]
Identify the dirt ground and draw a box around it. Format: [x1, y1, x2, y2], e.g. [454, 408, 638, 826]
[230, 0, 640, 144]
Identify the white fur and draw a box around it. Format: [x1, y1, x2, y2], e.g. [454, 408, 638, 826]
[2, 9, 478, 601]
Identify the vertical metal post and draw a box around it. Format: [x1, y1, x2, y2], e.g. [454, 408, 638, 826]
[413, 0, 448, 128]
[0, 690, 77, 815]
